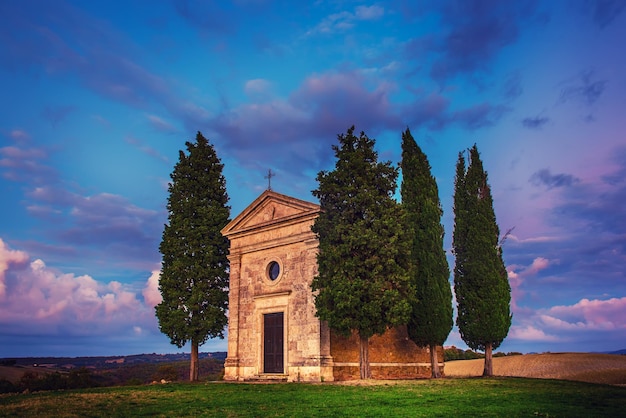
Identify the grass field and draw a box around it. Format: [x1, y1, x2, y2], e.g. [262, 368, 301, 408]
[1, 377, 625, 417]
[1, 353, 625, 417]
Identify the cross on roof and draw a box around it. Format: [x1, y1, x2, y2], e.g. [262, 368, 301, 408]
[264, 169, 275, 191]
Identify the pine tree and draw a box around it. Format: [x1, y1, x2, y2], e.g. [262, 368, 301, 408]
[400, 128, 453, 378]
[452, 144, 511, 376]
[156, 132, 230, 381]
[311, 126, 411, 379]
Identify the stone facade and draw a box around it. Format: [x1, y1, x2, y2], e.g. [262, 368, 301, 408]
[221, 190, 441, 381]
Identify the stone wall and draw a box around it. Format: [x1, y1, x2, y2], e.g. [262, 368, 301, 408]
[330, 327, 442, 380]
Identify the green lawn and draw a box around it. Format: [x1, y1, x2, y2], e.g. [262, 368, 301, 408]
[1, 378, 624, 417]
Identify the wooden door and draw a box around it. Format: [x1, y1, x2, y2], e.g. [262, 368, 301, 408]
[263, 312, 284, 373]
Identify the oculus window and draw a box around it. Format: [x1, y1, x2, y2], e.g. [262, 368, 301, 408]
[267, 261, 280, 281]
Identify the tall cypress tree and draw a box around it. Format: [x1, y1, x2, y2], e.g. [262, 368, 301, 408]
[311, 126, 411, 379]
[156, 131, 230, 381]
[400, 128, 453, 378]
[452, 144, 511, 376]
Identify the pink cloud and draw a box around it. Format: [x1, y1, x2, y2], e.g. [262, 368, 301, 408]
[9, 129, 30, 141]
[244, 78, 272, 97]
[0, 238, 158, 337]
[506, 296, 626, 349]
[0, 239, 29, 299]
[507, 256, 552, 313]
[142, 270, 162, 308]
[543, 297, 626, 331]
[508, 325, 560, 342]
[0, 142, 55, 184]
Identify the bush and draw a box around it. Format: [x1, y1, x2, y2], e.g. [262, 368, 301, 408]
[16, 368, 97, 392]
[0, 379, 17, 394]
[153, 365, 179, 382]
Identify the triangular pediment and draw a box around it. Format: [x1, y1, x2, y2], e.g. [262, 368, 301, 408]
[222, 190, 320, 237]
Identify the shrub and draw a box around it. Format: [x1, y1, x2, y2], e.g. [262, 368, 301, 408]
[0, 379, 16, 394]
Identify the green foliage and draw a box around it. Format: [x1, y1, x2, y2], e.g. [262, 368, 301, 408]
[443, 347, 524, 361]
[311, 126, 411, 339]
[452, 145, 512, 352]
[1, 379, 624, 417]
[400, 128, 453, 349]
[153, 365, 179, 382]
[156, 132, 230, 353]
[14, 368, 97, 392]
[443, 346, 484, 361]
[0, 378, 16, 394]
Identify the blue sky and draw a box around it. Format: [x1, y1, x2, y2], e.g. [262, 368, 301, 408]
[1, 0, 625, 358]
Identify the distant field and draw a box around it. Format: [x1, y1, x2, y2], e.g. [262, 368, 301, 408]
[445, 352, 626, 386]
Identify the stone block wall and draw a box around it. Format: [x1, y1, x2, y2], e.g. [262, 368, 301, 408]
[330, 326, 443, 380]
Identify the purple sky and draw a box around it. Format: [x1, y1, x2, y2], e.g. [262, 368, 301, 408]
[1, 0, 625, 357]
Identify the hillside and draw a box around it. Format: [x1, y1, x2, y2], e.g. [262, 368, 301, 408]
[0, 352, 227, 389]
[444, 352, 626, 386]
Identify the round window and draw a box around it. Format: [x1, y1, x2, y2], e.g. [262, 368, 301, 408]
[267, 261, 280, 281]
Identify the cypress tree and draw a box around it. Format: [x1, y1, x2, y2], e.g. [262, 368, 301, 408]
[156, 132, 230, 381]
[452, 144, 511, 376]
[311, 126, 411, 379]
[400, 128, 453, 378]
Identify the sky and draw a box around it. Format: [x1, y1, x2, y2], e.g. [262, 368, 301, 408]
[0, 0, 625, 358]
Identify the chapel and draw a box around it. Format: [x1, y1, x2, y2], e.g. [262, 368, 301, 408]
[221, 190, 441, 381]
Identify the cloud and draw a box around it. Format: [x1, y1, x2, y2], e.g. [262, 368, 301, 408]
[0, 140, 56, 184]
[530, 169, 580, 189]
[508, 257, 551, 313]
[450, 102, 510, 130]
[522, 116, 549, 129]
[0, 240, 158, 340]
[146, 114, 178, 134]
[142, 270, 162, 308]
[425, 0, 542, 84]
[23, 186, 163, 271]
[559, 70, 607, 106]
[586, 0, 626, 28]
[508, 325, 560, 342]
[173, 0, 237, 35]
[355, 5, 385, 20]
[401, 93, 450, 130]
[502, 72, 523, 100]
[0, 239, 29, 299]
[0, 238, 226, 356]
[8, 129, 30, 142]
[244, 78, 273, 98]
[125, 136, 170, 163]
[209, 70, 401, 177]
[305, 5, 385, 36]
[505, 297, 626, 349]
[0, 1, 173, 111]
[541, 297, 626, 331]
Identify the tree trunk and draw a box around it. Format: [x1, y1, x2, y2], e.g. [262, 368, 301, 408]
[483, 343, 493, 377]
[430, 344, 442, 378]
[359, 332, 371, 379]
[190, 339, 199, 381]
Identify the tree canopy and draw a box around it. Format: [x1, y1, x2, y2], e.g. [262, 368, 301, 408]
[400, 128, 453, 378]
[156, 131, 231, 381]
[311, 126, 411, 379]
[452, 144, 511, 376]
